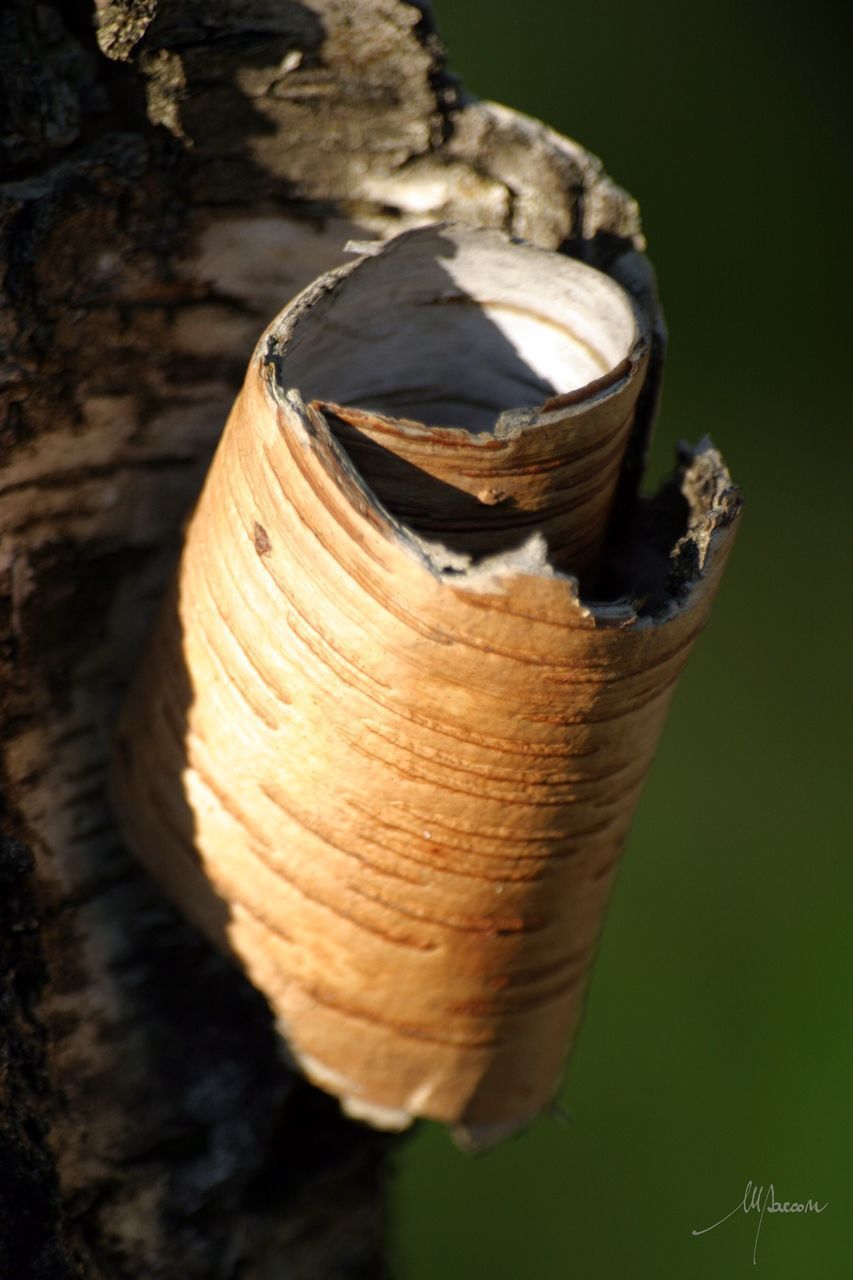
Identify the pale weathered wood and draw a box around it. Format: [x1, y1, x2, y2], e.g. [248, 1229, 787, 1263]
[113, 225, 739, 1149]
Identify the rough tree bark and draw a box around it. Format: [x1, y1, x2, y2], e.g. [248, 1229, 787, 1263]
[0, 1, 721, 1276]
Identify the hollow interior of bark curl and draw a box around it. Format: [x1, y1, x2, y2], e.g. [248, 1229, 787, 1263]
[277, 227, 650, 582]
[285, 229, 637, 430]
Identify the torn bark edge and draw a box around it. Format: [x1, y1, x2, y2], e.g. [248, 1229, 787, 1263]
[622, 437, 742, 623]
[266, 350, 740, 626]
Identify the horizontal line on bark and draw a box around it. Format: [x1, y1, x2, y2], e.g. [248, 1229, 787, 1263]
[146, 768, 432, 954]
[444, 969, 585, 1018]
[293, 981, 503, 1050]
[194, 598, 280, 731]
[198, 553, 295, 714]
[350, 716, 634, 788]
[335, 731, 621, 810]
[346, 879, 548, 937]
[257, 780, 426, 887]
[345, 805, 549, 881]
[0, 454, 199, 497]
[367, 799, 613, 850]
[183, 766, 441, 951]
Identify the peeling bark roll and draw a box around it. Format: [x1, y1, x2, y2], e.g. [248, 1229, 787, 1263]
[113, 225, 739, 1144]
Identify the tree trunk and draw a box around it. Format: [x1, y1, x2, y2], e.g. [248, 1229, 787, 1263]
[0, 2, 684, 1275]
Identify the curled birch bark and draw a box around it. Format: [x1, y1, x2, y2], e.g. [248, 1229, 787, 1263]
[113, 223, 740, 1147]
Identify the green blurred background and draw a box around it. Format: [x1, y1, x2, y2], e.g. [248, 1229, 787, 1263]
[392, 3, 851, 1276]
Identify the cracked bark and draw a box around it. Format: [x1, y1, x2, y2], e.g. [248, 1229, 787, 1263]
[0, 1, 736, 1276]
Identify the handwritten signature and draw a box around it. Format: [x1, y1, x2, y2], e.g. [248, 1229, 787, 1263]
[692, 1180, 827, 1264]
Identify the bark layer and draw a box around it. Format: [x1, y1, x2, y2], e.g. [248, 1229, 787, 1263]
[0, 0, 733, 1273]
[113, 225, 739, 1147]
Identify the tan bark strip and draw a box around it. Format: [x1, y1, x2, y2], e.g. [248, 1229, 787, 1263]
[335, 721, 646, 807]
[346, 879, 549, 938]
[257, 781, 427, 888]
[347, 797, 603, 865]
[204, 577, 295, 709]
[113, 224, 740, 1140]
[233, 840, 440, 956]
[181, 767, 441, 955]
[445, 970, 587, 1019]
[343, 825, 548, 886]
[189, 742, 390, 899]
[327, 730, 611, 810]
[522, 678, 680, 725]
[486, 946, 596, 990]
[195, 597, 281, 731]
[342, 717, 633, 787]
[293, 983, 503, 1052]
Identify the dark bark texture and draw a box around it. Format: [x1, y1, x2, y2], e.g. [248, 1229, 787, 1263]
[0, 2, 659, 1275]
